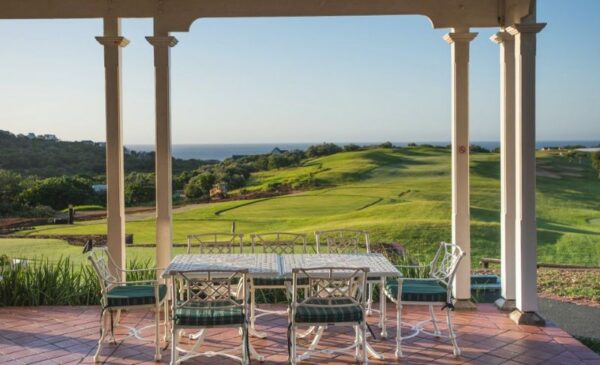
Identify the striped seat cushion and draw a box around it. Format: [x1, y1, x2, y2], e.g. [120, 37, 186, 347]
[106, 284, 167, 307]
[295, 298, 363, 324]
[253, 277, 309, 286]
[385, 279, 448, 303]
[175, 301, 244, 327]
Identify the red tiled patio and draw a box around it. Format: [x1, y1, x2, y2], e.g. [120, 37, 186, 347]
[1, 304, 599, 365]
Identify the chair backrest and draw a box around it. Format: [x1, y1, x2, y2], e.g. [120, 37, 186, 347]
[429, 242, 465, 287]
[87, 247, 119, 295]
[314, 229, 370, 254]
[172, 270, 248, 313]
[250, 232, 307, 254]
[291, 267, 368, 307]
[187, 233, 244, 254]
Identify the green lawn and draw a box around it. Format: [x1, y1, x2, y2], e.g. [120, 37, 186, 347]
[7, 146, 600, 266]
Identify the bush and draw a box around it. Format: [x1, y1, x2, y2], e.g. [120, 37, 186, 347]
[306, 143, 342, 158]
[378, 141, 394, 149]
[0, 256, 153, 306]
[592, 151, 600, 178]
[184, 172, 216, 199]
[125, 172, 155, 206]
[19, 176, 96, 210]
[343, 144, 361, 152]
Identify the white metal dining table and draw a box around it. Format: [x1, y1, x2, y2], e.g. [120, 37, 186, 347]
[162, 252, 401, 361]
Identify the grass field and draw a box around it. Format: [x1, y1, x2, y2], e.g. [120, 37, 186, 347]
[4, 146, 600, 266]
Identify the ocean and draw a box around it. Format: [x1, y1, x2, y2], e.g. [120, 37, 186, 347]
[127, 141, 600, 161]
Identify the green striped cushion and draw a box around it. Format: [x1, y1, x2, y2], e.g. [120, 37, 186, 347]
[295, 298, 363, 324]
[253, 277, 287, 286]
[175, 301, 244, 326]
[106, 284, 167, 307]
[385, 279, 448, 303]
[253, 277, 309, 286]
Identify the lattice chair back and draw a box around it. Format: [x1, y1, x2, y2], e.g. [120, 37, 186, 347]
[292, 267, 368, 307]
[429, 242, 465, 287]
[187, 233, 244, 254]
[87, 247, 119, 295]
[250, 232, 307, 254]
[173, 270, 248, 312]
[314, 229, 370, 254]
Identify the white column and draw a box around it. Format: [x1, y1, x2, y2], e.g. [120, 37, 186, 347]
[443, 29, 477, 308]
[96, 18, 129, 280]
[507, 23, 546, 325]
[491, 30, 516, 310]
[146, 34, 178, 275]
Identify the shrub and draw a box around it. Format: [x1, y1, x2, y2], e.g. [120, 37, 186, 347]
[592, 151, 600, 178]
[0, 256, 153, 306]
[378, 141, 394, 149]
[306, 143, 342, 158]
[19, 176, 96, 210]
[184, 172, 216, 199]
[343, 144, 361, 152]
[125, 172, 155, 205]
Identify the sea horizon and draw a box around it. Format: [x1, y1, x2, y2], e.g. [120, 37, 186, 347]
[127, 140, 600, 161]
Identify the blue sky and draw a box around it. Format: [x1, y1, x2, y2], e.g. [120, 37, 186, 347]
[0, 0, 598, 144]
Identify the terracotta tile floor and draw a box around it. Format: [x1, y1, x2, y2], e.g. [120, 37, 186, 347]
[1, 304, 599, 364]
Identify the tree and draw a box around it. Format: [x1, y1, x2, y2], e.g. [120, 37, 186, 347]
[124, 172, 155, 206]
[184, 172, 216, 199]
[592, 151, 600, 178]
[0, 169, 24, 216]
[306, 143, 342, 158]
[19, 176, 95, 210]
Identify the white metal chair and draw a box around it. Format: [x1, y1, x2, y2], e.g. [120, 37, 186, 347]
[288, 267, 369, 364]
[170, 269, 249, 365]
[383, 242, 465, 358]
[249, 232, 307, 338]
[187, 233, 244, 254]
[314, 229, 378, 316]
[87, 247, 168, 362]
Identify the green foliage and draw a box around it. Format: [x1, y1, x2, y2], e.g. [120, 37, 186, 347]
[0, 256, 154, 306]
[184, 172, 216, 199]
[19, 176, 97, 210]
[306, 143, 342, 158]
[0, 169, 24, 216]
[576, 336, 600, 355]
[0, 130, 211, 177]
[125, 172, 155, 205]
[592, 151, 600, 177]
[378, 141, 394, 149]
[470, 144, 490, 153]
[343, 144, 362, 152]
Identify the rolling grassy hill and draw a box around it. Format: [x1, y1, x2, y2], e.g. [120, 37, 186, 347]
[4, 146, 600, 266]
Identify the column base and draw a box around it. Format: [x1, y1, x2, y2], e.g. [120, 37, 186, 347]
[509, 310, 546, 326]
[495, 297, 516, 311]
[453, 299, 477, 310]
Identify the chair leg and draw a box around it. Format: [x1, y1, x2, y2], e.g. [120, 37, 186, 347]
[163, 300, 169, 343]
[395, 303, 402, 358]
[429, 304, 441, 336]
[242, 323, 249, 365]
[290, 326, 297, 365]
[250, 285, 256, 332]
[446, 307, 461, 356]
[154, 304, 161, 361]
[366, 283, 374, 315]
[171, 323, 178, 365]
[362, 321, 369, 365]
[109, 310, 117, 344]
[93, 309, 108, 363]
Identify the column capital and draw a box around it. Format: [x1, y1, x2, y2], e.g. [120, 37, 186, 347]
[96, 36, 129, 47]
[490, 31, 513, 45]
[506, 23, 546, 36]
[443, 31, 478, 45]
[145, 36, 178, 48]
